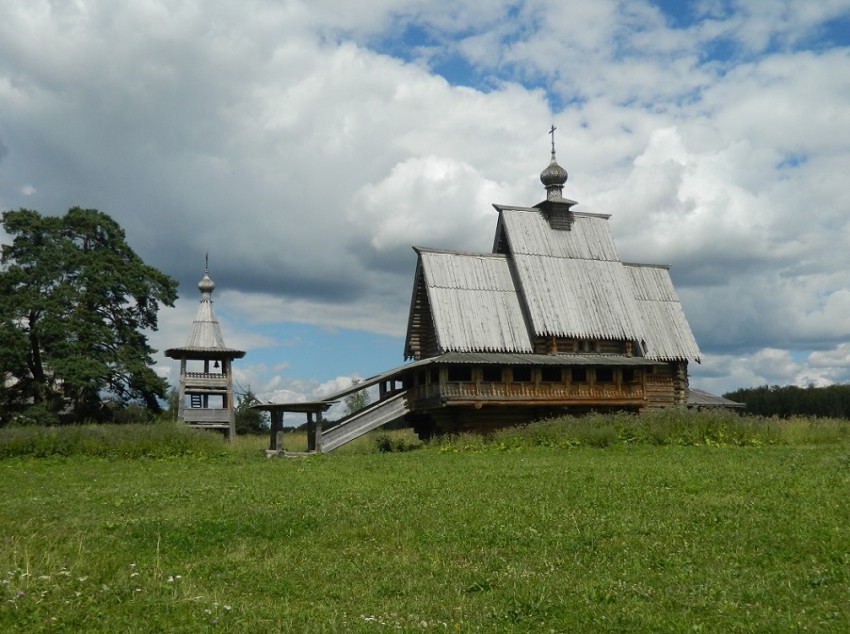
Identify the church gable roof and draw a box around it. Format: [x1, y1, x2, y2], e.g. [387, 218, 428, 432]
[498, 207, 620, 261]
[513, 254, 647, 341]
[498, 209, 645, 342]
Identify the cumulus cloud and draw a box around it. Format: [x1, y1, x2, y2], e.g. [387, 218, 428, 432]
[1, 0, 849, 399]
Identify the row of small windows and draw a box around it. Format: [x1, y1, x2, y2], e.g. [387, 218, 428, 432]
[429, 366, 638, 384]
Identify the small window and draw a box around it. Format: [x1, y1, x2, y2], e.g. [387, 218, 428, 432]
[571, 367, 587, 382]
[540, 367, 562, 383]
[622, 368, 636, 383]
[429, 368, 440, 383]
[596, 367, 614, 383]
[447, 366, 472, 382]
[482, 367, 502, 382]
[512, 367, 532, 382]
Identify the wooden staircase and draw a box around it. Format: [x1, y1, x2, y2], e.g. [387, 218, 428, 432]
[319, 391, 410, 453]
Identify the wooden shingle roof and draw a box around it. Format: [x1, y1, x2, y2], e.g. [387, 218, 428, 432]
[165, 270, 245, 360]
[405, 248, 533, 357]
[624, 263, 701, 362]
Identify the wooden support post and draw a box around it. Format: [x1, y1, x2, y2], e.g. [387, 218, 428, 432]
[307, 412, 316, 452]
[269, 411, 283, 452]
[177, 358, 187, 421]
[315, 411, 323, 453]
[226, 358, 235, 442]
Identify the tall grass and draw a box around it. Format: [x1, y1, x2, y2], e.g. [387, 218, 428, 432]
[433, 409, 850, 452]
[0, 421, 228, 459]
[1, 411, 848, 460]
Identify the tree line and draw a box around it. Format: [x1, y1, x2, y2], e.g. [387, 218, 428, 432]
[723, 384, 850, 418]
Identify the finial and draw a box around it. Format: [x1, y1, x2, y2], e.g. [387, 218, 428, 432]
[549, 124, 557, 156]
[199, 254, 215, 295]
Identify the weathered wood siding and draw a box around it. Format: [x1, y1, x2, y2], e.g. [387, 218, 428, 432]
[533, 337, 630, 355]
[642, 361, 688, 409]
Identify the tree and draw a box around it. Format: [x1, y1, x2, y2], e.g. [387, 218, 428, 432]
[0, 207, 178, 423]
[343, 381, 371, 417]
[234, 386, 269, 435]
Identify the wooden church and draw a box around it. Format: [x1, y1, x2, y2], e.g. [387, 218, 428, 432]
[396, 134, 700, 437]
[261, 132, 706, 453]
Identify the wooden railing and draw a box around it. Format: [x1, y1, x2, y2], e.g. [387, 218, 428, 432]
[183, 373, 229, 389]
[182, 408, 231, 423]
[414, 381, 645, 403]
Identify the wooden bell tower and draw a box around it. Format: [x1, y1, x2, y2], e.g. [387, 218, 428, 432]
[165, 263, 245, 439]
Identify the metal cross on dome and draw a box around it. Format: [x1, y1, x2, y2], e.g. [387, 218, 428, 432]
[549, 124, 557, 154]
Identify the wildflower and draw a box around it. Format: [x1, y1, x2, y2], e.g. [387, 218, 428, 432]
[224, 605, 232, 611]
[130, 572, 139, 578]
[78, 576, 88, 582]
[167, 576, 174, 583]
[17, 591, 25, 598]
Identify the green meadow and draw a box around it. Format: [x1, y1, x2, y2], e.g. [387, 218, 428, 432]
[1, 413, 849, 632]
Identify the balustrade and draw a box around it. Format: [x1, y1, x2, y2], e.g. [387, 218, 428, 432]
[414, 380, 644, 403]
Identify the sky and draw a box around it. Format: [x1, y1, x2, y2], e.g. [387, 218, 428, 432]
[2, 0, 850, 409]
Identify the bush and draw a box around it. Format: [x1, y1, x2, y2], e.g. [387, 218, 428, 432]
[374, 430, 422, 453]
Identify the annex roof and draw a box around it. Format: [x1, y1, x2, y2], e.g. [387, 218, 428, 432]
[406, 248, 534, 356]
[624, 263, 701, 362]
[687, 388, 744, 408]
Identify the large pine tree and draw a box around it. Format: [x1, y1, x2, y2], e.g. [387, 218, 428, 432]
[0, 207, 178, 422]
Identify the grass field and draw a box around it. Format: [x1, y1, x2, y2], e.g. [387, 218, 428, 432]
[1, 418, 849, 632]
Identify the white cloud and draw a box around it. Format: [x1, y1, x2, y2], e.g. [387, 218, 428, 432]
[2, 0, 850, 397]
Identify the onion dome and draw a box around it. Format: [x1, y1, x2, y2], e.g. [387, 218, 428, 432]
[198, 270, 215, 295]
[540, 152, 568, 194]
